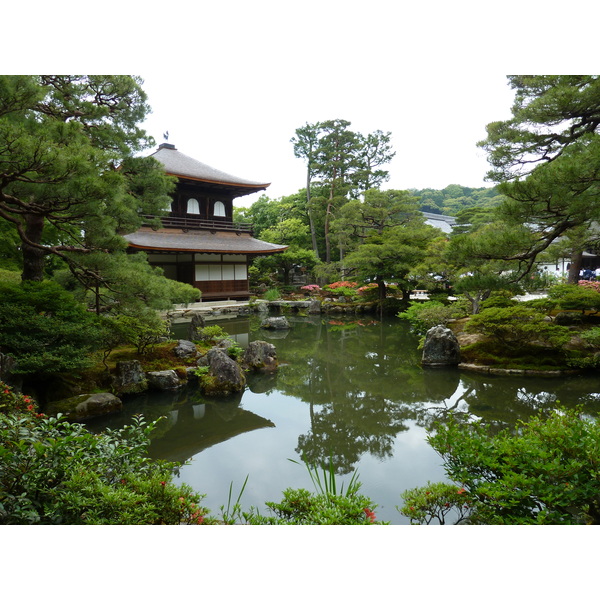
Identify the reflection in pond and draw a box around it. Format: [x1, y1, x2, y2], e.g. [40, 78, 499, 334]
[94, 315, 600, 524]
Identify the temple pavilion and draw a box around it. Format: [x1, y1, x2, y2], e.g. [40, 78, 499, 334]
[124, 143, 287, 300]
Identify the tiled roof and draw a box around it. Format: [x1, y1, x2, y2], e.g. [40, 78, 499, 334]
[150, 143, 270, 190]
[124, 227, 287, 255]
[422, 211, 457, 234]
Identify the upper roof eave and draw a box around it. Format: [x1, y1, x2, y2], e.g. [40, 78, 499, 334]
[151, 144, 270, 193]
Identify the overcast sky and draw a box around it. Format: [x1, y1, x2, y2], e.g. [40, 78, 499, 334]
[9, 1, 597, 210]
[140, 71, 516, 205]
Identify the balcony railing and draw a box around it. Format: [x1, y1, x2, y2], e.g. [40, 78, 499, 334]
[141, 214, 253, 235]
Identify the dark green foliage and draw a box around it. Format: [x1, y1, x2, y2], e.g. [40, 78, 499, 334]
[464, 305, 570, 349]
[410, 185, 504, 216]
[479, 295, 519, 310]
[422, 408, 600, 524]
[398, 299, 470, 336]
[0, 383, 210, 524]
[0, 75, 174, 283]
[0, 280, 103, 374]
[547, 283, 600, 314]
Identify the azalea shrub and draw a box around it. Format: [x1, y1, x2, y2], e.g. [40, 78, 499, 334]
[242, 488, 383, 524]
[578, 280, 600, 293]
[419, 408, 600, 524]
[300, 284, 321, 293]
[399, 481, 471, 525]
[0, 382, 210, 525]
[323, 281, 359, 298]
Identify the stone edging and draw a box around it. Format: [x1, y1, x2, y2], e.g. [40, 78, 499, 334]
[458, 363, 580, 377]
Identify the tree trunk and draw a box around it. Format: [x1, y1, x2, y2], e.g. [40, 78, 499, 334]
[324, 202, 333, 264]
[21, 213, 46, 281]
[567, 249, 583, 284]
[306, 171, 319, 259]
[377, 278, 386, 319]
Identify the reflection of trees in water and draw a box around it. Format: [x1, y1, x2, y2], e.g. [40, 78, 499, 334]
[296, 393, 415, 475]
[270, 317, 424, 474]
[418, 372, 600, 435]
[257, 315, 600, 473]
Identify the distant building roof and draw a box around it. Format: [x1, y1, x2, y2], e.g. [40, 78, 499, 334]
[125, 227, 287, 255]
[150, 143, 270, 197]
[423, 211, 456, 234]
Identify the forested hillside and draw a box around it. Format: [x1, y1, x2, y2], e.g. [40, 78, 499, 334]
[409, 184, 504, 215]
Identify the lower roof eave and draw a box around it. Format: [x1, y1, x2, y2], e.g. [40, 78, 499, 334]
[127, 243, 288, 256]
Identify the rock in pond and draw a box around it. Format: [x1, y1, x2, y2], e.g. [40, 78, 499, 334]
[260, 316, 291, 330]
[112, 360, 148, 395]
[421, 325, 461, 367]
[46, 392, 122, 422]
[242, 340, 278, 372]
[146, 370, 184, 391]
[200, 348, 246, 396]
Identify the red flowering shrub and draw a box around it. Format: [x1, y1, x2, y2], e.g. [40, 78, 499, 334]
[0, 382, 42, 417]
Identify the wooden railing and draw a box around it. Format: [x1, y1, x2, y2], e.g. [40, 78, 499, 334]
[141, 214, 253, 235]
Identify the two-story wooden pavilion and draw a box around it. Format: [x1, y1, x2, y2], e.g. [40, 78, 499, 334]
[124, 143, 287, 300]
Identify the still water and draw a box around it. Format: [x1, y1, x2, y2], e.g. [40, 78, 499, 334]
[90, 314, 600, 524]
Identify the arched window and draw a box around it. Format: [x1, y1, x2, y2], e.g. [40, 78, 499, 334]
[187, 198, 200, 214]
[213, 201, 226, 217]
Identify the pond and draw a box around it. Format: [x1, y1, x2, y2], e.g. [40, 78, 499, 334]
[89, 313, 600, 524]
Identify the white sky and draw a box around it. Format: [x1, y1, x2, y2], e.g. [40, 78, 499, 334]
[8, 0, 598, 210]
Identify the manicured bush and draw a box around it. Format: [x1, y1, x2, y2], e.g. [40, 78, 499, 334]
[547, 283, 600, 314]
[0, 280, 104, 374]
[464, 305, 570, 349]
[398, 298, 470, 336]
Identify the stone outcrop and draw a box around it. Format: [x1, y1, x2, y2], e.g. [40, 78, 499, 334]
[187, 313, 206, 341]
[422, 325, 461, 367]
[260, 316, 291, 330]
[242, 340, 278, 372]
[146, 370, 184, 391]
[201, 348, 246, 396]
[173, 339, 199, 359]
[46, 392, 122, 421]
[112, 360, 148, 395]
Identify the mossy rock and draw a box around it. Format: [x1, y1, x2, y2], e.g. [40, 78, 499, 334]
[45, 392, 122, 421]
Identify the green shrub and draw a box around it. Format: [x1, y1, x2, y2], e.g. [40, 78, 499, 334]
[0, 280, 104, 374]
[580, 327, 600, 349]
[226, 341, 244, 360]
[479, 295, 518, 310]
[399, 481, 471, 525]
[244, 488, 382, 524]
[0, 383, 210, 525]
[547, 283, 600, 314]
[421, 408, 600, 524]
[113, 309, 170, 355]
[464, 305, 570, 349]
[263, 288, 281, 301]
[398, 299, 469, 336]
[196, 325, 229, 342]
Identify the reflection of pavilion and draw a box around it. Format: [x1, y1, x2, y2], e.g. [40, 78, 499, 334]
[148, 399, 275, 464]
